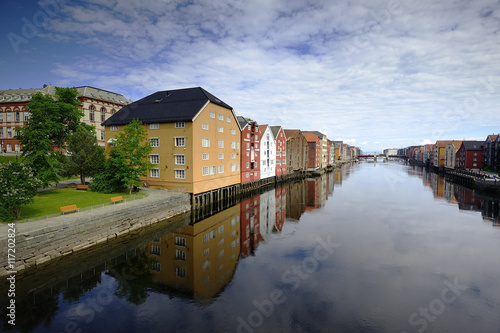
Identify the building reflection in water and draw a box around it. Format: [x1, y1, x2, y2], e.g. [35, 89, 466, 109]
[407, 165, 500, 226]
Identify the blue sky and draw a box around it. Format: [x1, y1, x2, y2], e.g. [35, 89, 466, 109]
[1, 0, 499, 152]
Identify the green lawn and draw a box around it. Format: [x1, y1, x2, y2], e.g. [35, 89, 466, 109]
[0, 156, 19, 164]
[14, 188, 145, 221]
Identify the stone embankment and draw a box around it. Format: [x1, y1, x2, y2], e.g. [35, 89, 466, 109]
[0, 189, 190, 277]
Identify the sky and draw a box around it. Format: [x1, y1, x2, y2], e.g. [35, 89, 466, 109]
[0, 0, 499, 153]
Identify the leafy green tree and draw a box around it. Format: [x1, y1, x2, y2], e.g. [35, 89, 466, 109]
[0, 162, 43, 220]
[65, 124, 105, 185]
[15, 87, 83, 185]
[111, 119, 152, 194]
[91, 119, 152, 194]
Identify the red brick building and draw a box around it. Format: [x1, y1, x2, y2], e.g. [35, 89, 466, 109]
[237, 116, 261, 183]
[271, 126, 287, 176]
[456, 141, 485, 170]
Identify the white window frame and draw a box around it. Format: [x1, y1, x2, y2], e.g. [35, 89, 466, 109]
[202, 166, 209, 176]
[231, 129, 236, 135]
[226, 116, 231, 123]
[209, 112, 215, 118]
[218, 126, 224, 133]
[175, 137, 185, 147]
[219, 153, 224, 159]
[110, 125, 119, 131]
[150, 123, 159, 129]
[175, 169, 186, 179]
[218, 140, 224, 148]
[175, 122, 185, 128]
[202, 153, 209, 160]
[202, 123, 209, 130]
[202, 138, 210, 147]
[218, 114, 224, 121]
[150, 138, 159, 147]
[150, 168, 160, 178]
[150, 154, 160, 164]
[219, 165, 224, 174]
[175, 154, 185, 165]
[210, 166, 216, 175]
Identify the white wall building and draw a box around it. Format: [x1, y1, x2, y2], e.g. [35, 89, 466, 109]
[260, 125, 276, 179]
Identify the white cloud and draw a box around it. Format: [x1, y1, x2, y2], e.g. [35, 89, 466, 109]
[4, 0, 500, 152]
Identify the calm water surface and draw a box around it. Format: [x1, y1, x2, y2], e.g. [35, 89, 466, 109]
[2, 161, 500, 333]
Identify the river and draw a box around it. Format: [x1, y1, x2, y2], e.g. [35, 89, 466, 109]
[1, 161, 500, 333]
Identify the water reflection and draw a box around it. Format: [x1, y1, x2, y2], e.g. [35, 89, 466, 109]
[2, 161, 499, 333]
[406, 164, 500, 226]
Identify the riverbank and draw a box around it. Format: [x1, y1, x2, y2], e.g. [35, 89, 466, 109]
[0, 161, 353, 277]
[408, 159, 500, 194]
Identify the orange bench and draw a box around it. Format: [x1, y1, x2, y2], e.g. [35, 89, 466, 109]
[111, 196, 123, 204]
[76, 185, 89, 190]
[60, 204, 79, 214]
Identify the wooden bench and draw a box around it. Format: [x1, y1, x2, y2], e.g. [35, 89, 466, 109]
[76, 185, 89, 190]
[60, 204, 79, 214]
[111, 196, 124, 204]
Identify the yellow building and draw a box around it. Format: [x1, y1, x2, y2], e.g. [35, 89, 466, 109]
[434, 140, 461, 167]
[144, 204, 241, 299]
[103, 87, 241, 194]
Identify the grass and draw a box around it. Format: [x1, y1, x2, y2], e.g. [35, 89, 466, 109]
[0, 156, 19, 164]
[14, 188, 145, 221]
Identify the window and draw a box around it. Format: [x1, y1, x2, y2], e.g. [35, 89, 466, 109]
[175, 169, 185, 179]
[231, 154, 236, 159]
[150, 138, 159, 147]
[236, 164, 239, 171]
[0, 113, 3, 122]
[219, 165, 224, 174]
[202, 123, 209, 130]
[101, 132, 105, 140]
[202, 138, 210, 147]
[218, 140, 224, 148]
[232, 164, 236, 172]
[210, 166, 216, 175]
[246, 172, 249, 178]
[218, 114, 224, 120]
[15, 111, 20, 122]
[219, 154, 224, 159]
[175, 236, 186, 247]
[209, 112, 215, 118]
[150, 169, 160, 178]
[237, 142, 239, 149]
[111, 109, 116, 115]
[176, 267, 186, 277]
[89, 109, 95, 121]
[110, 125, 119, 131]
[226, 116, 231, 123]
[176, 249, 186, 261]
[231, 142, 236, 149]
[151, 245, 161, 256]
[218, 126, 224, 133]
[7, 128, 12, 138]
[150, 154, 160, 164]
[150, 123, 159, 129]
[202, 166, 209, 176]
[202, 153, 209, 160]
[231, 129, 236, 135]
[151, 262, 161, 272]
[101, 107, 106, 122]
[246, 162, 249, 168]
[175, 122, 185, 128]
[175, 155, 185, 165]
[175, 137, 185, 147]
[202, 248, 209, 256]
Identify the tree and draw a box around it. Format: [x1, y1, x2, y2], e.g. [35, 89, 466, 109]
[91, 119, 152, 194]
[111, 119, 152, 194]
[65, 124, 105, 185]
[16, 87, 83, 186]
[0, 162, 43, 220]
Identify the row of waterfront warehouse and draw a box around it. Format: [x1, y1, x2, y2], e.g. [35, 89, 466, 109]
[0, 85, 362, 195]
[385, 135, 500, 172]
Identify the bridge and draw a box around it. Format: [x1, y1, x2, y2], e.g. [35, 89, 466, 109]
[358, 155, 408, 159]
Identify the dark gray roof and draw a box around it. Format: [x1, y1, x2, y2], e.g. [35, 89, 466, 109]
[270, 126, 282, 139]
[303, 131, 326, 138]
[237, 116, 249, 129]
[102, 87, 232, 126]
[461, 141, 485, 151]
